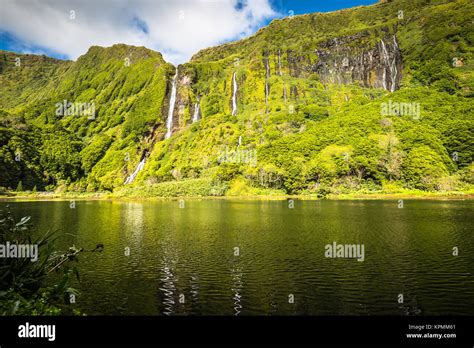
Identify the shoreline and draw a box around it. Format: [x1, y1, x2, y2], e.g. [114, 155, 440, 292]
[1, 191, 473, 202]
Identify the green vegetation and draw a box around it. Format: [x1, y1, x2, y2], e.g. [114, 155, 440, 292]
[115, 178, 228, 198]
[0, 206, 81, 315]
[0, 45, 172, 192]
[0, 0, 472, 198]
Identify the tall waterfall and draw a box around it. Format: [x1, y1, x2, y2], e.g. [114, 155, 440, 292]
[232, 72, 237, 116]
[165, 68, 178, 139]
[192, 101, 200, 123]
[124, 158, 146, 184]
[380, 38, 399, 92]
[278, 49, 282, 76]
[380, 39, 390, 91]
[265, 81, 269, 114]
[265, 57, 270, 113]
[265, 56, 270, 78]
[390, 36, 399, 92]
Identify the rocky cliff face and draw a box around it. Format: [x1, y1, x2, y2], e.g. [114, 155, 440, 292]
[313, 32, 402, 92]
[169, 29, 403, 127]
[165, 67, 201, 135]
[277, 31, 403, 92]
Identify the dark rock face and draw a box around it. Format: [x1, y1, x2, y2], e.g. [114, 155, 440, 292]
[314, 32, 402, 92]
[287, 50, 309, 78]
[176, 72, 192, 124]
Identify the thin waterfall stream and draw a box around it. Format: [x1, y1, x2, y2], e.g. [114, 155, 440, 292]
[165, 68, 178, 139]
[232, 72, 237, 116]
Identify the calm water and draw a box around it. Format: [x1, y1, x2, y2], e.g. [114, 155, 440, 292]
[5, 199, 474, 316]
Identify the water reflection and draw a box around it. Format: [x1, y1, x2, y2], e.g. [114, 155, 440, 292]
[158, 238, 179, 316]
[5, 200, 474, 316]
[190, 274, 200, 305]
[160, 265, 177, 315]
[231, 264, 243, 316]
[123, 202, 145, 247]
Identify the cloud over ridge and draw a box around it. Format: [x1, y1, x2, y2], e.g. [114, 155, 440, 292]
[0, 0, 277, 64]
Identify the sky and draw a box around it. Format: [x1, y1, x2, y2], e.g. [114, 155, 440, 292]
[0, 0, 378, 64]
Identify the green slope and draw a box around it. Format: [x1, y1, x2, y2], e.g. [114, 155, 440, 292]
[1, 44, 173, 190]
[0, 0, 472, 196]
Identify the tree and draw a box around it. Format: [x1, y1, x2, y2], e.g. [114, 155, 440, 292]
[402, 146, 449, 190]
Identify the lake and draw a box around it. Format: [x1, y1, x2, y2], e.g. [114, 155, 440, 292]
[5, 199, 474, 316]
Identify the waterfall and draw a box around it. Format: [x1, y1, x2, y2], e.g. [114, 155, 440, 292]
[265, 56, 270, 113]
[380, 38, 399, 92]
[165, 68, 178, 139]
[382, 69, 387, 90]
[192, 101, 200, 123]
[380, 39, 390, 91]
[238, 135, 242, 147]
[278, 49, 282, 76]
[265, 81, 269, 113]
[124, 158, 146, 184]
[390, 36, 399, 92]
[232, 72, 237, 116]
[265, 56, 270, 78]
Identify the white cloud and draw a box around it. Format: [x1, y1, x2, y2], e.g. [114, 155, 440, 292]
[0, 0, 278, 64]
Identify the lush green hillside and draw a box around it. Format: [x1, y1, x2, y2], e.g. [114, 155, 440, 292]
[0, 0, 472, 196]
[135, 0, 474, 195]
[0, 45, 174, 191]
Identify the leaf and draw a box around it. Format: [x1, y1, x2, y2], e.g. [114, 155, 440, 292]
[15, 216, 31, 227]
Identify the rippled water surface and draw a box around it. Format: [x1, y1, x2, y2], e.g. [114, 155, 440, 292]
[6, 199, 474, 315]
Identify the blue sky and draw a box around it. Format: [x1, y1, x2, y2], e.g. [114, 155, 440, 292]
[270, 0, 377, 16]
[0, 0, 378, 64]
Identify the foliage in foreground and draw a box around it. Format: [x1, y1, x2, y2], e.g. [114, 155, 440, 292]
[0, 206, 81, 315]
